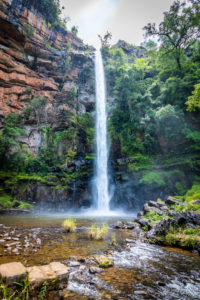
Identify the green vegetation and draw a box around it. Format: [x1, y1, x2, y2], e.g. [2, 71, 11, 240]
[172, 183, 200, 213]
[24, 24, 33, 39]
[165, 226, 200, 250]
[0, 109, 94, 176]
[139, 171, 165, 186]
[39, 280, 48, 300]
[144, 211, 167, 223]
[0, 275, 31, 299]
[186, 83, 200, 112]
[111, 233, 116, 246]
[88, 224, 109, 240]
[0, 193, 33, 210]
[31, 0, 66, 28]
[62, 218, 76, 232]
[103, 0, 200, 166]
[71, 25, 78, 36]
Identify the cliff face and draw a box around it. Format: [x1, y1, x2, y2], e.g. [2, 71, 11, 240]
[0, 0, 95, 211]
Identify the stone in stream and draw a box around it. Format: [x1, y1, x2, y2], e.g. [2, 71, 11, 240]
[27, 262, 69, 287]
[126, 239, 136, 243]
[68, 261, 80, 267]
[133, 290, 148, 295]
[0, 262, 27, 283]
[12, 237, 19, 241]
[89, 266, 103, 274]
[12, 248, 19, 254]
[5, 242, 20, 248]
[94, 255, 114, 268]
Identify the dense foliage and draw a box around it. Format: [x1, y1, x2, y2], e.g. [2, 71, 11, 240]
[103, 0, 200, 161]
[30, 0, 65, 27]
[0, 99, 94, 175]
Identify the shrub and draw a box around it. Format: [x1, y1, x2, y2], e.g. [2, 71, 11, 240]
[144, 211, 167, 223]
[139, 171, 165, 186]
[62, 218, 76, 232]
[88, 224, 108, 240]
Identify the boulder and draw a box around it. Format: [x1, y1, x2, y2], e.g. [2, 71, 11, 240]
[159, 205, 169, 212]
[165, 196, 180, 205]
[137, 211, 144, 217]
[147, 211, 200, 240]
[89, 266, 103, 274]
[136, 217, 149, 227]
[143, 203, 163, 215]
[148, 201, 160, 208]
[0, 262, 26, 283]
[94, 255, 114, 268]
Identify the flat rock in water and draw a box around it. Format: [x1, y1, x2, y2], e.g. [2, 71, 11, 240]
[94, 255, 114, 268]
[89, 266, 103, 274]
[0, 262, 26, 283]
[126, 239, 135, 243]
[68, 261, 80, 267]
[27, 262, 69, 286]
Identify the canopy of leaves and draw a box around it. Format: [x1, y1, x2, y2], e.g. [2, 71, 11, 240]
[102, 0, 200, 158]
[30, 0, 64, 26]
[186, 83, 200, 111]
[144, 0, 200, 69]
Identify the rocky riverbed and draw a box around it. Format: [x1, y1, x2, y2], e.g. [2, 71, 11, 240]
[0, 215, 199, 299]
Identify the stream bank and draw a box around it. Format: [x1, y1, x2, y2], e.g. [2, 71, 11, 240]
[0, 215, 199, 299]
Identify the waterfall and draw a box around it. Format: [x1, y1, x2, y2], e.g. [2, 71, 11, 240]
[94, 49, 110, 212]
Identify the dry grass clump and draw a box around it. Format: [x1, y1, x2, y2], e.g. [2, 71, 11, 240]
[62, 218, 76, 232]
[88, 224, 108, 240]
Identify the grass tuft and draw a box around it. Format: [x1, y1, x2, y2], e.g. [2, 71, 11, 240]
[62, 218, 76, 232]
[88, 224, 108, 240]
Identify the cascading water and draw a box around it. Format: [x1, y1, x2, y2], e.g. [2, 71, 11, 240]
[93, 49, 110, 212]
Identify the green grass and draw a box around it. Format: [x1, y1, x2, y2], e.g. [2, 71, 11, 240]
[173, 183, 200, 213]
[139, 171, 165, 186]
[127, 154, 153, 171]
[165, 232, 200, 249]
[0, 194, 33, 210]
[144, 211, 167, 223]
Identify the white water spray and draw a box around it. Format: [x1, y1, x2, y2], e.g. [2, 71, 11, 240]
[94, 49, 110, 212]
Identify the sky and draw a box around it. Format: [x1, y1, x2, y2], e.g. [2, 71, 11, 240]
[60, 0, 175, 48]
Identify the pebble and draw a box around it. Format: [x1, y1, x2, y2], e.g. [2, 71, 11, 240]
[156, 280, 166, 286]
[36, 238, 41, 245]
[89, 266, 103, 274]
[134, 290, 147, 295]
[12, 248, 19, 254]
[0, 239, 5, 243]
[126, 239, 135, 243]
[5, 242, 20, 248]
[68, 261, 80, 267]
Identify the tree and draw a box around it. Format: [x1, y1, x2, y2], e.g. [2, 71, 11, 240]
[71, 25, 78, 36]
[144, 0, 200, 70]
[185, 83, 200, 111]
[98, 31, 112, 47]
